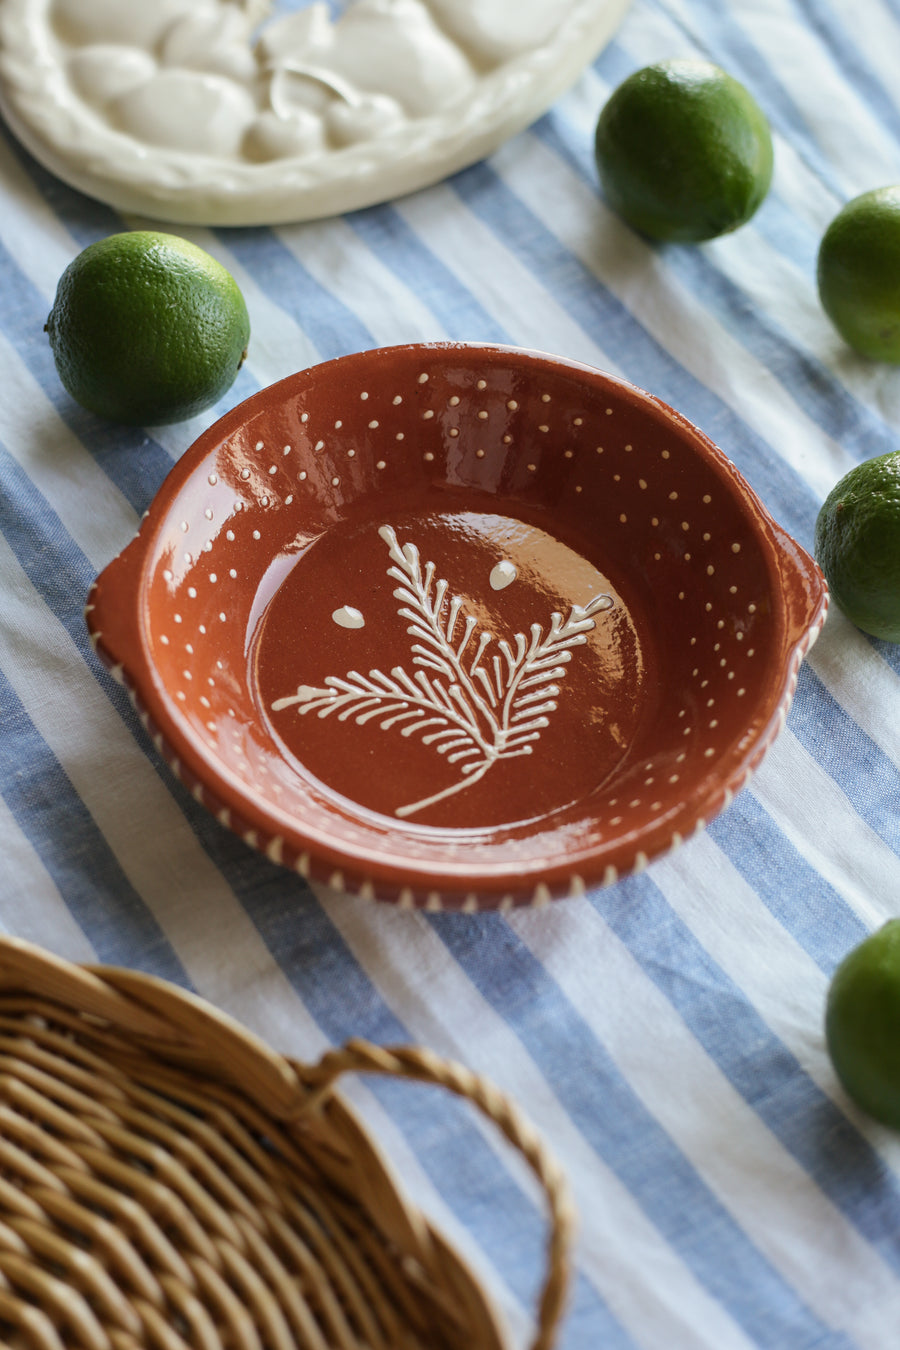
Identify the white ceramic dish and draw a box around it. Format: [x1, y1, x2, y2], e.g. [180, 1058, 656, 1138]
[0, 0, 630, 225]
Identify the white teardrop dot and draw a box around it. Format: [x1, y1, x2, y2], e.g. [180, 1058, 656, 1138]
[333, 605, 365, 629]
[490, 560, 517, 591]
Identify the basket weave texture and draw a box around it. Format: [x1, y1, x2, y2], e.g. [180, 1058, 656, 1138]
[0, 938, 574, 1350]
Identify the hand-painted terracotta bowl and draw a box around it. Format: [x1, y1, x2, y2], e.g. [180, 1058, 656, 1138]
[86, 343, 827, 910]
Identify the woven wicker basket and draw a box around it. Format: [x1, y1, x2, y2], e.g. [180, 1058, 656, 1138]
[0, 937, 574, 1350]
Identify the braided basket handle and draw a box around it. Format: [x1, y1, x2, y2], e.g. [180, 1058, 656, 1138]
[302, 1038, 575, 1350]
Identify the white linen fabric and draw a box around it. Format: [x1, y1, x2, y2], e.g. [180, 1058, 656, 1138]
[1, 1, 899, 1346]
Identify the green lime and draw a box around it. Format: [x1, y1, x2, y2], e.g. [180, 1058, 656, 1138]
[814, 450, 900, 642]
[826, 920, 900, 1129]
[45, 231, 250, 425]
[594, 59, 773, 243]
[817, 187, 900, 362]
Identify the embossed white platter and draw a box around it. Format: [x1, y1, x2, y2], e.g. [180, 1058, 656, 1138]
[0, 0, 631, 225]
[85, 343, 827, 909]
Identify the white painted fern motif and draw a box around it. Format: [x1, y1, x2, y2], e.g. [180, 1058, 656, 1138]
[272, 525, 613, 818]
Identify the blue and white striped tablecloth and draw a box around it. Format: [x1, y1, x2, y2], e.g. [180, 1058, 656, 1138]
[2, 1, 900, 1346]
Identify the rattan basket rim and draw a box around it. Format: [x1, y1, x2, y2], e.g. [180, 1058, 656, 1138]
[0, 936, 574, 1350]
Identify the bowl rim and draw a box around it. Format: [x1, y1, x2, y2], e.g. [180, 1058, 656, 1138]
[85, 342, 828, 908]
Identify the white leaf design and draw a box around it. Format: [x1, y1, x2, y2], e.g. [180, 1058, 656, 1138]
[272, 524, 613, 818]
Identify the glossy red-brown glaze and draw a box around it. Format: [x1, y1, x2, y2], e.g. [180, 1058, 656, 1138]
[86, 343, 827, 907]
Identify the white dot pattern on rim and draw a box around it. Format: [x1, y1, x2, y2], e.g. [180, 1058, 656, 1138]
[133, 352, 807, 907]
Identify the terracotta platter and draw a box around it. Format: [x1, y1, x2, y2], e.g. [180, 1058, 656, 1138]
[86, 343, 827, 908]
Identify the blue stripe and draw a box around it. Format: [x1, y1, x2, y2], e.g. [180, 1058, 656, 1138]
[0, 122, 126, 249]
[0, 439, 120, 658]
[644, 241, 900, 472]
[218, 226, 373, 361]
[709, 789, 869, 972]
[788, 663, 900, 855]
[236, 891, 636, 1350]
[349, 202, 509, 344]
[430, 911, 857, 1350]
[0, 663, 188, 980]
[594, 872, 900, 1268]
[866, 631, 900, 682]
[751, 191, 821, 277]
[788, 0, 900, 140]
[0, 447, 188, 976]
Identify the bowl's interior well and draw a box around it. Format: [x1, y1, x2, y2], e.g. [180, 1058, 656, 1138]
[132, 346, 807, 891]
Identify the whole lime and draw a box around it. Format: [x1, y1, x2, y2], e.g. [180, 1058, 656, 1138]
[814, 450, 900, 642]
[594, 59, 773, 243]
[45, 231, 250, 425]
[817, 187, 900, 362]
[826, 920, 900, 1129]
